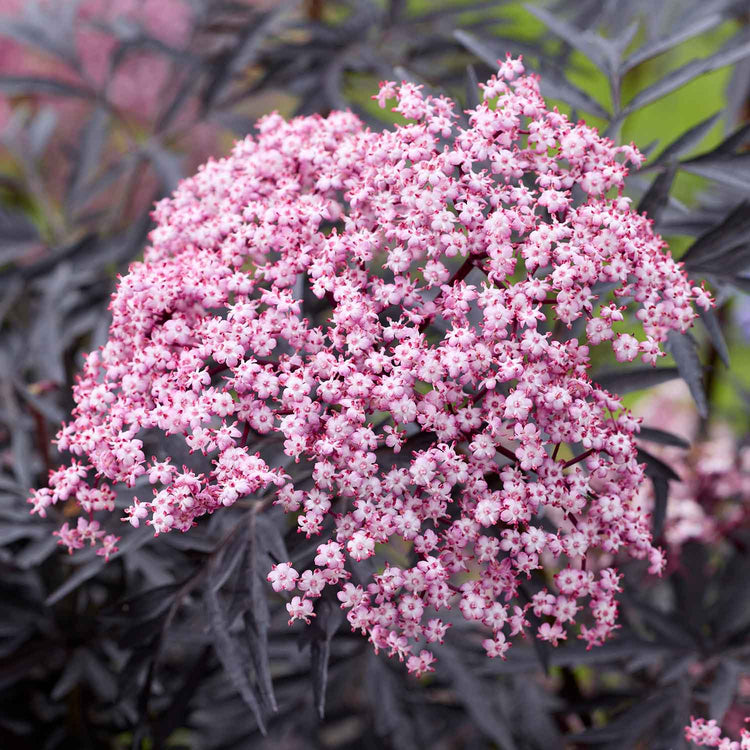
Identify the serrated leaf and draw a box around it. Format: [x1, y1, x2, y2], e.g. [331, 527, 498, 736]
[465, 64, 480, 110]
[637, 166, 676, 225]
[702, 246, 750, 276]
[202, 4, 291, 112]
[637, 447, 681, 482]
[142, 142, 183, 195]
[637, 426, 690, 449]
[303, 596, 343, 719]
[205, 583, 266, 733]
[365, 652, 418, 748]
[513, 675, 564, 748]
[537, 61, 611, 119]
[612, 21, 640, 62]
[435, 643, 518, 750]
[673, 540, 709, 630]
[66, 105, 111, 217]
[622, 12, 726, 72]
[571, 692, 678, 746]
[666, 330, 708, 418]
[523, 4, 615, 74]
[209, 516, 250, 594]
[622, 595, 696, 648]
[624, 36, 750, 115]
[682, 201, 750, 268]
[243, 512, 276, 714]
[650, 475, 669, 539]
[711, 122, 750, 156]
[15, 534, 59, 568]
[699, 307, 730, 368]
[709, 660, 740, 723]
[650, 113, 720, 166]
[681, 155, 750, 193]
[109, 583, 181, 626]
[593, 367, 680, 394]
[549, 637, 665, 667]
[45, 532, 151, 606]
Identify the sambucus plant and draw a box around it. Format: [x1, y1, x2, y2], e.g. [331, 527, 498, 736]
[29, 57, 712, 679]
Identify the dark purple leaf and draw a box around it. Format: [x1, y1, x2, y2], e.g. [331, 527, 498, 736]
[681, 154, 750, 193]
[709, 659, 740, 722]
[523, 4, 616, 74]
[624, 36, 750, 114]
[142, 142, 183, 195]
[302, 596, 343, 719]
[637, 426, 690, 449]
[698, 306, 730, 368]
[66, 105, 111, 218]
[622, 11, 727, 72]
[637, 447, 681, 482]
[435, 643, 518, 750]
[637, 166, 677, 225]
[650, 113, 720, 166]
[682, 201, 750, 268]
[650, 475, 669, 538]
[666, 330, 708, 418]
[205, 583, 266, 733]
[465, 64, 480, 110]
[593, 366, 680, 394]
[45, 532, 151, 606]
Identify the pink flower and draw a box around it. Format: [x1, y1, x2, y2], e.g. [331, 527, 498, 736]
[267, 562, 300, 592]
[286, 596, 315, 625]
[685, 716, 750, 749]
[29, 56, 709, 674]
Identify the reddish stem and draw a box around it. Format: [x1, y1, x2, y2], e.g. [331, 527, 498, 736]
[419, 255, 477, 333]
[563, 449, 594, 469]
[497, 444, 518, 464]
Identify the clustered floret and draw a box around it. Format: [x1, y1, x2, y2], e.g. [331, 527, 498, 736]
[29, 56, 710, 674]
[686, 717, 750, 749]
[634, 383, 750, 549]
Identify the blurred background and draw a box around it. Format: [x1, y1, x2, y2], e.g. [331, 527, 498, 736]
[1, 1, 750, 748]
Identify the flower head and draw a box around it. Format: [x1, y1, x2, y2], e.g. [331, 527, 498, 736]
[30, 57, 708, 671]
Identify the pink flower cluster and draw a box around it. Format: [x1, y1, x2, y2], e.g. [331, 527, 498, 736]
[29, 57, 710, 673]
[635, 383, 750, 549]
[686, 717, 750, 749]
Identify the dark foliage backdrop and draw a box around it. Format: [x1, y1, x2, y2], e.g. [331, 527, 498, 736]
[1, 1, 750, 748]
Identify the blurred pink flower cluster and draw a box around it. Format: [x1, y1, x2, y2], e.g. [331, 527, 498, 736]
[0, 0, 190, 119]
[0, 0, 262, 221]
[686, 716, 750, 749]
[0, 0, 192, 132]
[635, 382, 750, 550]
[29, 57, 710, 673]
